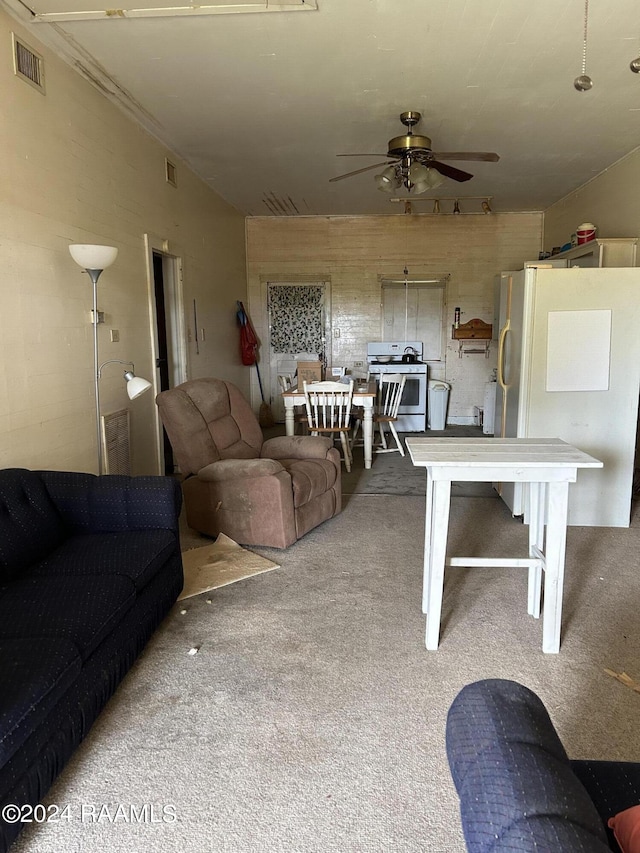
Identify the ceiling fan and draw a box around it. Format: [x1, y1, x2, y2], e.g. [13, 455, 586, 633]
[329, 111, 500, 194]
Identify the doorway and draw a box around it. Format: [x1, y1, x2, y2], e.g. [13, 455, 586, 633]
[145, 234, 187, 474]
[267, 282, 329, 422]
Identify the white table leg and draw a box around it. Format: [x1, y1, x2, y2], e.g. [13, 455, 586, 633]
[422, 470, 434, 614]
[542, 481, 569, 654]
[425, 479, 451, 651]
[362, 406, 373, 470]
[283, 396, 295, 437]
[527, 481, 545, 618]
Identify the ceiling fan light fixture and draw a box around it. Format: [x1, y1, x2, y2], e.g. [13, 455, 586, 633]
[375, 165, 398, 193]
[425, 167, 445, 190]
[630, 56, 640, 73]
[408, 163, 445, 194]
[407, 162, 430, 194]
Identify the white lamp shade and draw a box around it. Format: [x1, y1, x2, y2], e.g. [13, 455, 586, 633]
[69, 244, 118, 270]
[124, 372, 152, 400]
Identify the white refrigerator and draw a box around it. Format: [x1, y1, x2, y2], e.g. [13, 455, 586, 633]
[494, 266, 640, 527]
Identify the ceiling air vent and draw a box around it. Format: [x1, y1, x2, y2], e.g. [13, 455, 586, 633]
[12, 34, 45, 93]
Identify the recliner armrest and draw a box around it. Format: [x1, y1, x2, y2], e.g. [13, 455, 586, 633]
[262, 435, 333, 460]
[197, 458, 284, 482]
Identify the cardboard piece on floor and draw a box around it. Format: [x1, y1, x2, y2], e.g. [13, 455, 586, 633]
[179, 534, 280, 600]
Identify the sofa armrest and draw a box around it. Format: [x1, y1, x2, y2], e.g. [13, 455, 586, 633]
[446, 679, 611, 853]
[38, 471, 182, 535]
[197, 459, 284, 482]
[262, 435, 333, 460]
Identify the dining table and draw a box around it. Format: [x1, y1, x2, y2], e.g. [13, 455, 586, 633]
[405, 436, 603, 653]
[281, 380, 378, 469]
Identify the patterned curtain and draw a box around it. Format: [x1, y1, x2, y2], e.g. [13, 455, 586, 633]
[268, 285, 324, 354]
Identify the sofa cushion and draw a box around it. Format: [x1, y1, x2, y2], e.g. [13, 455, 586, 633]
[28, 530, 178, 591]
[280, 458, 338, 507]
[0, 575, 136, 660]
[0, 470, 67, 584]
[0, 638, 81, 767]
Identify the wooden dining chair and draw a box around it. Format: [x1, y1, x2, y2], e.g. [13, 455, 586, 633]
[352, 373, 406, 456]
[303, 380, 354, 472]
[278, 373, 307, 434]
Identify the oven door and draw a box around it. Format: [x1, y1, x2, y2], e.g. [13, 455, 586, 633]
[368, 365, 428, 413]
[397, 373, 427, 414]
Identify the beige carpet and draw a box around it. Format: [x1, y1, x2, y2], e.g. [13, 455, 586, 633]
[178, 533, 280, 600]
[11, 493, 640, 853]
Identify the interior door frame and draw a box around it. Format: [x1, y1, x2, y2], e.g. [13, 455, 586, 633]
[144, 233, 188, 474]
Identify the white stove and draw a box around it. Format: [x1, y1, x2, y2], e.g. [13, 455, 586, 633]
[366, 341, 428, 431]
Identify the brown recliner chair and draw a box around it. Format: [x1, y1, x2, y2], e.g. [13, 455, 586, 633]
[156, 378, 342, 548]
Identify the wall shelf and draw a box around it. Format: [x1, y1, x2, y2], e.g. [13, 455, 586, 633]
[452, 318, 493, 357]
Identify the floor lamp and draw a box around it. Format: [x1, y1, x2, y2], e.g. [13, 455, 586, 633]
[69, 244, 152, 475]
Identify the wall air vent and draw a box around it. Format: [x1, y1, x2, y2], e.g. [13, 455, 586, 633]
[101, 408, 131, 475]
[12, 34, 45, 93]
[165, 158, 177, 187]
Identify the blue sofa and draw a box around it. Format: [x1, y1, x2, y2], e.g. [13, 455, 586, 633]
[0, 468, 183, 853]
[447, 679, 640, 852]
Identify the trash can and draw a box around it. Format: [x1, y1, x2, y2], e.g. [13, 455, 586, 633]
[428, 381, 450, 430]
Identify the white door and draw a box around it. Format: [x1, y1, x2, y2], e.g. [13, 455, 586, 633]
[267, 282, 328, 422]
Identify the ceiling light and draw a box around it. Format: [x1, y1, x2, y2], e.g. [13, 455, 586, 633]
[375, 165, 399, 193]
[409, 162, 445, 194]
[631, 56, 640, 73]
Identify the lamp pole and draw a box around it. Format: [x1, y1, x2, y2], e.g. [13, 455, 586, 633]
[87, 268, 106, 475]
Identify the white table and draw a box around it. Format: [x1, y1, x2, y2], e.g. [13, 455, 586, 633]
[282, 381, 377, 469]
[405, 437, 603, 654]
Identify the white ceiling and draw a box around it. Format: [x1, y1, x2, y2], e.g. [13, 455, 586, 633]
[6, 0, 640, 216]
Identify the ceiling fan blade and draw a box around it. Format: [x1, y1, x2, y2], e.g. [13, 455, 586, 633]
[430, 152, 500, 162]
[336, 153, 392, 157]
[430, 161, 474, 182]
[329, 162, 394, 183]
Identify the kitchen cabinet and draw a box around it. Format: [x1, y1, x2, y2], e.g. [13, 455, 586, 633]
[550, 238, 637, 268]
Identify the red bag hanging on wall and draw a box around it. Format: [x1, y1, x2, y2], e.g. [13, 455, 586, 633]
[237, 301, 258, 366]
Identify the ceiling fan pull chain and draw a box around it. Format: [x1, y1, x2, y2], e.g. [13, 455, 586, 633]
[574, 0, 593, 91]
[630, 24, 640, 72]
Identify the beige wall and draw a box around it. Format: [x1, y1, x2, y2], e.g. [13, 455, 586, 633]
[0, 9, 247, 475]
[544, 148, 640, 253]
[247, 213, 542, 422]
